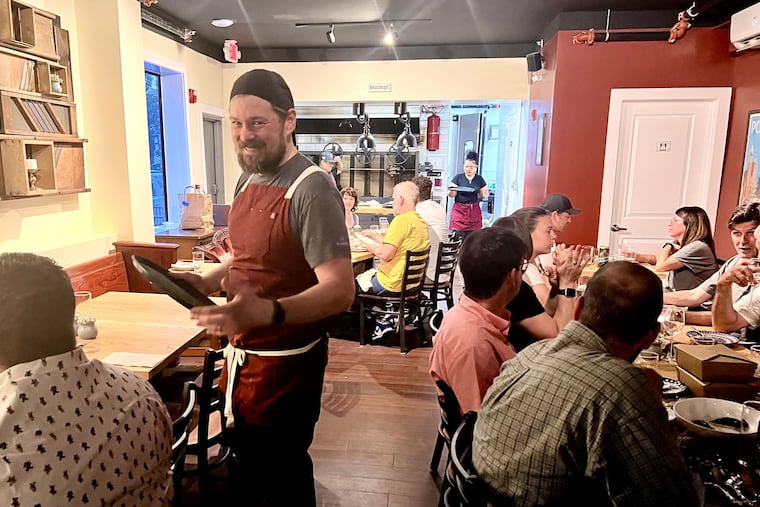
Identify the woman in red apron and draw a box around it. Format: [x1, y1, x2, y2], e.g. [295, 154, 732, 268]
[449, 151, 488, 243]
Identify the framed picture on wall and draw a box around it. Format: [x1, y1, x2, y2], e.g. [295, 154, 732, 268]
[738, 110, 760, 205]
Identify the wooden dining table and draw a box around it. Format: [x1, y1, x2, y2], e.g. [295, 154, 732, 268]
[75, 291, 223, 380]
[580, 260, 668, 285]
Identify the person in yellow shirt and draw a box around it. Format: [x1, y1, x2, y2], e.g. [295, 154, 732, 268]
[356, 181, 430, 340]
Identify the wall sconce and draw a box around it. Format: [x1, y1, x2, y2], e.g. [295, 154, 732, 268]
[383, 24, 399, 46]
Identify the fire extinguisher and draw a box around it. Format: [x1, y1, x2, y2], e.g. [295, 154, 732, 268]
[426, 113, 440, 151]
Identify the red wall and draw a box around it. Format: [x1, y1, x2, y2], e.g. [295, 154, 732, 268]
[528, 28, 760, 259]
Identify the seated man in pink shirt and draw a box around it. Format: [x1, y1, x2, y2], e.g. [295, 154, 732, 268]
[429, 227, 530, 413]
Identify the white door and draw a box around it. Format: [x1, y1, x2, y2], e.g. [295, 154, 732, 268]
[598, 87, 732, 255]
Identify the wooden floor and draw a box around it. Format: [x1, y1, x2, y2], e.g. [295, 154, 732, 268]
[176, 337, 444, 507]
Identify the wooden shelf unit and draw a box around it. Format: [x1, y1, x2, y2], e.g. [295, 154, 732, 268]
[0, 2, 83, 198]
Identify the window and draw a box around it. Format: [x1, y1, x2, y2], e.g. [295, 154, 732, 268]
[145, 70, 167, 226]
[143, 61, 191, 230]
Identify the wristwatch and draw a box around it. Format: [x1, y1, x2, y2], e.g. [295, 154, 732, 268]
[558, 288, 577, 298]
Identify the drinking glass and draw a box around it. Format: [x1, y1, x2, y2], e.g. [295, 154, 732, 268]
[379, 217, 389, 233]
[192, 250, 205, 273]
[750, 258, 760, 285]
[370, 224, 380, 234]
[659, 305, 686, 362]
[74, 290, 92, 307]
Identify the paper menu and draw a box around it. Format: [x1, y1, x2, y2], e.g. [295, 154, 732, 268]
[355, 234, 381, 247]
[102, 352, 165, 368]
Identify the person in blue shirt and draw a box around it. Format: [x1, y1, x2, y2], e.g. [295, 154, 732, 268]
[448, 151, 488, 243]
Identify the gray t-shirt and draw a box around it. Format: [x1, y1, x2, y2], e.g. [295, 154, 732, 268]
[698, 255, 746, 300]
[237, 153, 350, 269]
[666, 240, 718, 291]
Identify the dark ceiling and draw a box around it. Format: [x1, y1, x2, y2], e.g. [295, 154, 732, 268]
[142, 0, 756, 63]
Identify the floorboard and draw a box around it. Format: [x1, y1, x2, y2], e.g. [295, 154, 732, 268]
[176, 338, 443, 506]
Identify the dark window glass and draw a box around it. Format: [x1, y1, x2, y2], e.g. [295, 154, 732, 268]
[145, 71, 167, 226]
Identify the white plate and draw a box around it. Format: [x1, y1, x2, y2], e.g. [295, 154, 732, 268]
[170, 261, 194, 271]
[686, 330, 740, 345]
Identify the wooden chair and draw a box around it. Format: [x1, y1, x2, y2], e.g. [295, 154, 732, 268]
[171, 382, 196, 506]
[181, 348, 232, 498]
[430, 380, 463, 477]
[423, 240, 462, 311]
[358, 248, 430, 354]
[441, 411, 488, 507]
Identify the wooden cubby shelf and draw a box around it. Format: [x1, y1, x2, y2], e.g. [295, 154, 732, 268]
[0, 3, 84, 198]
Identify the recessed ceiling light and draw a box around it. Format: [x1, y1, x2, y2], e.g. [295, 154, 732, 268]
[211, 18, 234, 28]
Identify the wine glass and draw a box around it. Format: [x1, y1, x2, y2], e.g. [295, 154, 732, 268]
[659, 305, 686, 362]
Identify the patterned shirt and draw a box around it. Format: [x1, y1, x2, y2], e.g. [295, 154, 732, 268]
[473, 321, 702, 507]
[429, 295, 515, 413]
[0, 347, 173, 507]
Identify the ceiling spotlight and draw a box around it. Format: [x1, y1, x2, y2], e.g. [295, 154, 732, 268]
[383, 24, 399, 46]
[211, 18, 234, 28]
[326, 24, 336, 44]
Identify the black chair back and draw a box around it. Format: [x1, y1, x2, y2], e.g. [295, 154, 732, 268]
[182, 348, 231, 497]
[358, 248, 430, 353]
[442, 411, 488, 507]
[425, 240, 462, 309]
[171, 383, 196, 505]
[430, 379, 463, 475]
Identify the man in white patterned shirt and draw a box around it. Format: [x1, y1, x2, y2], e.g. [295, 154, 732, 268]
[0, 253, 173, 507]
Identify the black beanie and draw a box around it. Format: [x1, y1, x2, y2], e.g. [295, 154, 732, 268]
[229, 69, 294, 111]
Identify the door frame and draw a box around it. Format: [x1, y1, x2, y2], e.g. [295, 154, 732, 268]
[199, 104, 226, 203]
[597, 87, 732, 249]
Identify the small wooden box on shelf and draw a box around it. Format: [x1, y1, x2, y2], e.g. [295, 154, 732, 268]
[0, 1, 85, 199]
[0, 0, 36, 49]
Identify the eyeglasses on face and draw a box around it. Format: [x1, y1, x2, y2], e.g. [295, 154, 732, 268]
[669, 216, 684, 224]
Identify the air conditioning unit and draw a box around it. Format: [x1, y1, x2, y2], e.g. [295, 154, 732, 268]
[731, 1, 760, 51]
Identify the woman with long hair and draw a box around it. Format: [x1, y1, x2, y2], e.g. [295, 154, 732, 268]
[636, 206, 718, 290]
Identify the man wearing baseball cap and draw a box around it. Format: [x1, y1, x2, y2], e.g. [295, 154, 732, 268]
[319, 150, 344, 189]
[540, 193, 581, 233]
[184, 69, 355, 506]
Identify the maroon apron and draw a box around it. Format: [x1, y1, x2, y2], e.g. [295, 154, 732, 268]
[450, 201, 482, 231]
[221, 168, 330, 426]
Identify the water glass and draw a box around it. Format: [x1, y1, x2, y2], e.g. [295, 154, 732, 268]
[192, 250, 205, 273]
[659, 305, 686, 362]
[74, 290, 92, 307]
[379, 217, 389, 233]
[634, 350, 660, 369]
[370, 224, 379, 234]
[750, 258, 760, 285]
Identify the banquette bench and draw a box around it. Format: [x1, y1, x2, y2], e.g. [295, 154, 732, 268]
[65, 240, 180, 296]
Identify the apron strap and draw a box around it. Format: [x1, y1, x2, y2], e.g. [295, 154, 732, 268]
[222, 337, 323, 427]
[285, 166, 322, 199]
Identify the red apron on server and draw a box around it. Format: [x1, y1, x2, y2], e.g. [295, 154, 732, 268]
[450, 201, 483, 231]
[222, 167, 330, 427]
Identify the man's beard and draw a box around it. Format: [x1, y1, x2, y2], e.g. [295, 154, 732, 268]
[237, 132, 286, 176]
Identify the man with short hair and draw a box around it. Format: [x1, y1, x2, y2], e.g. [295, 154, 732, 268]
[0, 252, 173, 506]
[187, 69, 355, 506]
[474, 261, 702, 506]
[429, 228, 529, 413]
[412, 175, 448, 283]
[665, 201, 760, 325]
[356, 180, 430, 340]
[713, 223, 760, 339]
[540, 193, 581, 233]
